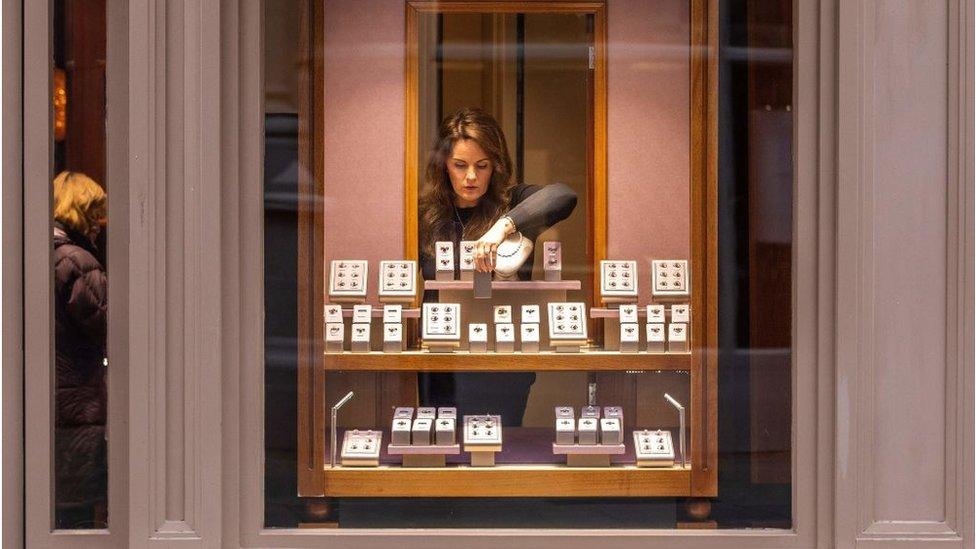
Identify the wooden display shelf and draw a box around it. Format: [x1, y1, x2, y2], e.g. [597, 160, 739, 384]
[424, 280, 581, 291]
[323, 350, 692, 371]
[322, 464, 692, 497]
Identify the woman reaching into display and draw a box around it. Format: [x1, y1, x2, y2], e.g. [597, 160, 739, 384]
[418, 107, 578, 425]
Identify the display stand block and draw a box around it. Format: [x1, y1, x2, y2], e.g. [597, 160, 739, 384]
[387, 444, 461, 468]
[552, 443, 626, 467]
[426, 342, 460, 354]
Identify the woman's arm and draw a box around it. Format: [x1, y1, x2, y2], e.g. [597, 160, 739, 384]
[505, 182, 578, 239]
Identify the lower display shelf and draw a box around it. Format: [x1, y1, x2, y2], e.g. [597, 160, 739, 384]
[322, 464, 692, 497]
[323, 350, 692, 371]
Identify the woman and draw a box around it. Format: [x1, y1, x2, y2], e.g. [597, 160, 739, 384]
[418, 108, 577, 425]
[52, 171, 108, 528]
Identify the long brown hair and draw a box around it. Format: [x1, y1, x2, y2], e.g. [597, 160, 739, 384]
[418, 108, 515, 256]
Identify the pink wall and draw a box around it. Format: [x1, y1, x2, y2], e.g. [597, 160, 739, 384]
[607, 0, 691, 304]
[322, 0, 406, 301]
[323, 0, 691, 304]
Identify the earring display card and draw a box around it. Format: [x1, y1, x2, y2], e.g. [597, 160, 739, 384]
[600, 260, 638, 299]
[383, 323, 402, 353]
[459, 240, 476, 280]
[324, 304, 343, 324]
[495, 323, 515, 353]
[383, 304, 402, 324]
[646, 323, 666, 352]
[651, 259, 690, 298]
[435, 241, 455, 281]
[555, 417, 576, 444]
[547, 302, 588, 341]
[668, 323, 689, 352]
[329, 260, 368, 299]
[543, 241, 562, 281]
[577, 418, 599, 445]
[325, 322, 344, 353]
[493, 305, 513, 324]
[620, 323, 640, 353]
[521, 304, 541, 324]
[340, 430, 382, 467]
[671, 303, 690, 323]
[520, 323, 540, 353]
[618, 303, 639, 324]
[600, 418, 623, 445]
[646, 304, 666, 324]
[634, 429, 676, 467]
[468, 323, 488, 353]
[352, 304, 372, 324]
[422, 303, 461, 340]
[350, 323, 371, 353]
[378, 260, 417, 301]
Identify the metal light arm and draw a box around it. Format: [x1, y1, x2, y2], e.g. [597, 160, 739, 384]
[330, 391, 355, 468]
[664, 393, 687, 468]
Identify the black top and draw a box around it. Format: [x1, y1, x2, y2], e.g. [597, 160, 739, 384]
[419, 182, 578, 286]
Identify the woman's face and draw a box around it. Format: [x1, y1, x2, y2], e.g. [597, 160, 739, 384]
[447, 138, 493, 208]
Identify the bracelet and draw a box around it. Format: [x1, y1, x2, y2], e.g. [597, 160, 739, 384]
[501, 215, 517, 235]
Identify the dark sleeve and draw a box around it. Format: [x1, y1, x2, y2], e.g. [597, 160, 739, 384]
[61, 253, 108, 344]
[505, 182, 578, 239]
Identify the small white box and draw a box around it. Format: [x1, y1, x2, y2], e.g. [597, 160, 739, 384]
[547, 302, 588, 341]
[459, 241, 477, 280]
[521, 304, 541, 324]
[352, 304, 372, 324]
[520, 323, 540, 353]
[646, 304, 666, 324]
[646, 323, 666, 353]
[634, 429, 675, 467]
[383, 323, 402, 353]
[554, 406, 575, 419]
[620, 323, 640, 353]
[555, 417, 576, 444]
[350, 323, 370, 353]
[671, 304, 690, 323]
[390, 416, 412, 446]
[325, 322, 344, 353]
[618, 303, 639, 324]
[324, 304, 343, 324]
[600, 418, 623, 445]
[495, 323, 515, 353]
[543, 241, 562, 281]
[411, 418, 433, 445]
[493, 305, 513, 324]
[422, 303, 461, 341]
[378, 260, 417, 300]
[600, 260, 638, 298]
[437, 407, 457, 419]
[416, 407, 437, 420]
[603, 406, 624, 421]
[434, 417, 456, 445]
[668, 323, 689, 352]
[581, 405, 601, 419]
[577, 417, 599, 445]
[463, 415, 502, 447]
[435, 241, 455, 281]
[394, 406, 414, 420]
[468, 323, 488, 353]
[340, 429, 382, 466]
[329, 260, 368, 299]
[383, 304, 402, 324]
[651, 259, 690, 298]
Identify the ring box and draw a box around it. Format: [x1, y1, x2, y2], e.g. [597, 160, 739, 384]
[435, 417, 456, 445]
[577, 417, 599, 445]
[646, 323, 666, 353]
[493, 305, 513, 324]
[600, 418, 623, 445]
[459, 241, 476, 281]
[646, 304, 666, 324]
[668, 323, 689, 352]
[325, 322, 344, 353]
[555, 417, 576, 444]
[411, 418, 433, 445]
[620, 323, 640, 353]
[468, 323, 488, 353]
[352, 304, 372, 324]
[350, 323, 370, 353]
[495, 323, 515, 353]
[435, 241, 455, 281]
[383, 323, 402, 353]
[671, 303, 690, 323]
[521, 304, 541, 324]
[520, 323, 540, 353]
[324, 304, 343, 324]
[543, 241, 562, 281]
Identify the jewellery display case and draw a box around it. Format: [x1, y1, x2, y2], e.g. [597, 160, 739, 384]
[295, 0, 718, 502]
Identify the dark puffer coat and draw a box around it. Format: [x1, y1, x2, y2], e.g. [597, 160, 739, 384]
[53, 222, 107, 525]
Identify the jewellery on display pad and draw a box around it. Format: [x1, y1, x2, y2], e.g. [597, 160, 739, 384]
[646, 323, 666, 353]
[555, 416, 576, 444]
[521, 304, 541, 324]
[668, 323, 689, 352]
[651, 259, 690, 298]
[548, 302, 588, 342]
[646, 304, 666, 324]
[352, 304, 372, 324]
[600, 260, 638, 298]
[495, 323, 515, 353]
[493, 232, 533, 281]
[619, 303, 639, 324]
[671, 303, 690, 323]
[435, 241, 455, 281]
[324, 304, 343, 324]
[493, 305, 513, 324]
[577, 417, 599, 445]
[329, 260, 368, 299]
[383, 304, 402, 324]
[634, 429, 675, 467]
[417, 407, 437, 420]
[378, 260, 418, 300]
[463, 414, 503, 467]
[468, 323, 488, 353]
[423, 303, 461, 352]
[543, 241, 562, 281]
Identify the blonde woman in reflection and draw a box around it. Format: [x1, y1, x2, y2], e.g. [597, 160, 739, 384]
[52, 171, 108, 529]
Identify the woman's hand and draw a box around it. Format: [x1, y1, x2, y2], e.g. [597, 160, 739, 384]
[474, 217, 516, 272]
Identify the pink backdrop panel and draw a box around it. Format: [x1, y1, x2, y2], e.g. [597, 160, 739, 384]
[608, 0, 692, 305]
[323, 0, 406, 301]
